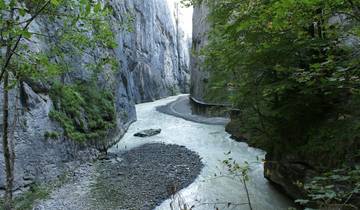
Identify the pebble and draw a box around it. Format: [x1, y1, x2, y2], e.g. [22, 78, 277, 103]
[35, 143, 203, 210]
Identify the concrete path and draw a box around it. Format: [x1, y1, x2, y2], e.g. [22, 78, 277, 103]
[156, 95, 230, 125]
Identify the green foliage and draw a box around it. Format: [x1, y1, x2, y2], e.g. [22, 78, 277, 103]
[1, 1, 127, 208]
[180, 0, 203, 7]
[169, 85, 180, 96]
[44, 131, 60, 140]
[191, 0, 360, 207]
[49, 82, 116, 142]
[296, 166, 360, 208]
[0, 171, 73, 210]
[15, 185, 49, 210]
[220, 154, 254, 210]
[197, 0, 360, 168]
[0, 184, 49, 210]
[1, 1, 123, 84]
[0, 0, 132, 144]
[222, 157, 250, 181]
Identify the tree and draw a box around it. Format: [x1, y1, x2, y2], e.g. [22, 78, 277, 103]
[0, 0, 118, 209]
[192, 0, 360, 161]
[186, 0, 360, 206]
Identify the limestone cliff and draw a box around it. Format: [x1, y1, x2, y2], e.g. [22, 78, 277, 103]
[0, 0, 191, 194]
[190, 3, 230, 115]
[190, 3, 210, 103]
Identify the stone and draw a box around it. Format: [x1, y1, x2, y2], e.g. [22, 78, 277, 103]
[134, 129, 162, 137]
[225, 110, 249, 141]
[264, 153, 317, 200]
[34, 143, 203, 210]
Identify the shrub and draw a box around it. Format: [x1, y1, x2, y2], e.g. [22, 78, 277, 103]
[49, 82, 116, 142]
[199, 0, 360, 168]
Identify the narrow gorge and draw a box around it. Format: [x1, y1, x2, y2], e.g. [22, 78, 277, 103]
[1, 0, 359, 210]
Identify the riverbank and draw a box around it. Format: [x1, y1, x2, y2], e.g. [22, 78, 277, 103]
[35, 143, 203, 210]
[33, 95, 293, 210]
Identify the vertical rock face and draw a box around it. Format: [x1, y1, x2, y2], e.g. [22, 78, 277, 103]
[0, 0, 191, 194]
[190, 3, 211, 103]
[115, 0, 191, 103]
[190, 3, 230, 118]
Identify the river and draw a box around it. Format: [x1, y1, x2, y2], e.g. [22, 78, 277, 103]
[109, 95, 293, 210]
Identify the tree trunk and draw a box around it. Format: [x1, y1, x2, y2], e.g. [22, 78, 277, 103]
[2, 70, 13, 210]
[242, 178, 253, 210]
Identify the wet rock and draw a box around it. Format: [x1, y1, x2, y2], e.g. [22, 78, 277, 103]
[134, 129, 162, 137]
[225, 110, 249, 141]
[264, 153, 317, 200]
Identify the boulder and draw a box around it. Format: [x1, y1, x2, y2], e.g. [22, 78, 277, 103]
[134, 129, 162, 137]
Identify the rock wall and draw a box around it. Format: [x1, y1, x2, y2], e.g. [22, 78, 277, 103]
[0, 0, 191, 194]
[190, 3, 230, 118]
[115, 0, 191, 103]
[190, 3, 211, 103]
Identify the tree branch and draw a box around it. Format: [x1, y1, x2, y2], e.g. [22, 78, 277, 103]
[0, 0, 51, 83]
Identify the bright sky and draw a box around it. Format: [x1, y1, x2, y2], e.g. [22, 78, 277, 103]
[167, 0, 193, 38]
[179, 5, 193, 37]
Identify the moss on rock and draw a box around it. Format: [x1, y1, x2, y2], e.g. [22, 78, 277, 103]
[49, 82, 116, 142]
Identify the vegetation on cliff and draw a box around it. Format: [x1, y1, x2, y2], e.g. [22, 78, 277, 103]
[49, 82, 116, 142]
[0, 0, 118, 208]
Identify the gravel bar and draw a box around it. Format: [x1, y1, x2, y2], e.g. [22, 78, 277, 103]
[35, 143, 203, 210]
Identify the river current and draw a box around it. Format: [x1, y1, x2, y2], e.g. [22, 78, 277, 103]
[109, 95, 293, 210]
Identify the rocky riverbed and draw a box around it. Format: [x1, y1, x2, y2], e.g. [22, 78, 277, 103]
[33, 95, 293, 210]
[34, 143, 203, 210]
